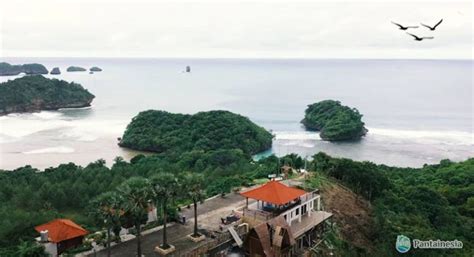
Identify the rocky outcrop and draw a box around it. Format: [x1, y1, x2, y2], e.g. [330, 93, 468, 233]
[50, 67, 61, 75]
[0, 62, 48, 76]
[302, 100, 367, 141]
[67, 66, 87, 72]
[0, 75, 95, 115]
[89, 66, 102, 72]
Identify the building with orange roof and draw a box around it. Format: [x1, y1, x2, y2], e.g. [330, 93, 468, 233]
[35, 219, 88, 256]
[239, 180, 332, 256]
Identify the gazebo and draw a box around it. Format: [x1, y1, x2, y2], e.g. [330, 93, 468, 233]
[240, 180, 307, 215]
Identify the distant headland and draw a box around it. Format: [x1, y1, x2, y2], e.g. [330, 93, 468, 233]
[0, 62, 48, 76]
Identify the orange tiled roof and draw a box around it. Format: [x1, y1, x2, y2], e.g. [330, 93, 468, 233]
[240, 180, 306, 205]
[35, 219, 88, 243]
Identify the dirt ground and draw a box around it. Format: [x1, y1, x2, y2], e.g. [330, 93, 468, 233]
[320, 181, 375, 252]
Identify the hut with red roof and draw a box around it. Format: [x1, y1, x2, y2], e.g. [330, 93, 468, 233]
[35, 219, 88, 256]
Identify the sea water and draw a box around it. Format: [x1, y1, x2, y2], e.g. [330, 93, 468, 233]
[0, 58, 472, 169]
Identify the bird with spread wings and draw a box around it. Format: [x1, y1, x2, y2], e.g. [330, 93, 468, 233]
[391, 21, 419, 30]
[406, 33, 434, 41]
[421, 19, 443, 31]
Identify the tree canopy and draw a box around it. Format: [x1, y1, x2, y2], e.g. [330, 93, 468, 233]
[311, 152, 474, 256]
[119, 110, 273, 156]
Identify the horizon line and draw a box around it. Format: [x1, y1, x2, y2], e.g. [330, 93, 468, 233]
[2, 56, 473, 61]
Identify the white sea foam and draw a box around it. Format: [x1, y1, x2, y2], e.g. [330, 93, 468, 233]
[0, 109, 127, 142]
[0, 118, 67, 138]
[0, 133, 17, 143]
[32, 111, 63, 119]
[59, 129, 98, 142]
[23, 146, 75, 154]
[273, 131, 321, 140]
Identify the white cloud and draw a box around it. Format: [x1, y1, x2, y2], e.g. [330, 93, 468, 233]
[0, 0, 472, 58]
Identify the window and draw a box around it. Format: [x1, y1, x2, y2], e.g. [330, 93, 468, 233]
[296, 208, 299, 215]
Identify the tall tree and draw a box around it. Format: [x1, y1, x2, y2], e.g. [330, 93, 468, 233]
[117, 177, 153, 257]
[89, 191, 124, 257]
[182, 173, 205, 238]
[151, 173, 179, 249]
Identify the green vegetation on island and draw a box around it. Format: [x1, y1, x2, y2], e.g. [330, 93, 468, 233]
[67, 66, 87, 72]
[0, 75, 95, 115]
[0, 62, 48, 76]
[119, 110, 273, 156]
[301, 100, 367, 141]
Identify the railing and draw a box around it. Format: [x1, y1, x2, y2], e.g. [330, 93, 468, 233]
[242, 208, 273, 222]
[280, 192, 319, 225]
[301, 190, 319, 203]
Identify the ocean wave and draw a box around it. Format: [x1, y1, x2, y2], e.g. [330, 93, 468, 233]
[279, 141, 317, 148]
[273, 131, 321, 140]
[32, 111, 63, 119]
[0, 112, 127, 141]
[0, 133, 17, 144]
[59, 129, 98, 142]
[368, 128, 473, 145]
[0, 118, 68, 138]
[23, 146, 75, 154]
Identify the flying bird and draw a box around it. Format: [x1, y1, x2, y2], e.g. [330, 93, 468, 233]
[391, 21, 419, 30]
[406, 33, 434, 41]
[421, 19, 443, 31]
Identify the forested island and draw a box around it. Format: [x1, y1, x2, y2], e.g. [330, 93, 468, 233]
[119, 110, 273, 156]
[302, 100, 367, 141]
[0, 62, 48, 76]
[0, 75, 95, 115]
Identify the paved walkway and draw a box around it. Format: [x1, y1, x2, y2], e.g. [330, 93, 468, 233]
[88, 192, 246, 257]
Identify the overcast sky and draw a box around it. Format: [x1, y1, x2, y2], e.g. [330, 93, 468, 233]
[0, 0, 472, 59]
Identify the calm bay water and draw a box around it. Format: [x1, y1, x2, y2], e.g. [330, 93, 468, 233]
[0, 58, 472, 169]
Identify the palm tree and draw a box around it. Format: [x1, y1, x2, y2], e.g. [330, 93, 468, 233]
[117, 177, 153, 257]
[182, 173, 205, 238]
[151, 173, 179, 249]
[16, 240, 48, 257]
[89, 191, 124, 257]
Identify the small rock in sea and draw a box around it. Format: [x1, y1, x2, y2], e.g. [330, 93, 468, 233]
[67, 66, 87, 72]
[90, 66, 102, 72]
[50, 67, 61, 75]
